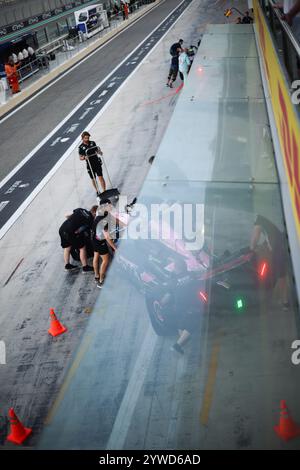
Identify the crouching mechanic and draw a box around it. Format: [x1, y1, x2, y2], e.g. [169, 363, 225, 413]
[250, 214, 289, 309]
[92, 199, 117, 288]
[59, 206, 97, 272]
[79, 131, 106, 193]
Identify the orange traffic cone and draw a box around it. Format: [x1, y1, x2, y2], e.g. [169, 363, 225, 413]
[274, 400, 300, 441]
[48, 308, 67, 337]
[6, 408, 32, 445]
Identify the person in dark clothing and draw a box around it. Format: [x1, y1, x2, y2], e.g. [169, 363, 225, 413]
[79, 131, 106, 193]
[170, 39, 184, 57]
[250, 215, 289, 308]
[121, 2, 126, 20]
[156, 257, 203, 354]
[171, 276, 204, 355]
[242, 11, 253, 23]
[59, 206, 97, 272]
[92, 199, 117, 288]
[166, 54, 179, 88]
[166, 39, 183, 88]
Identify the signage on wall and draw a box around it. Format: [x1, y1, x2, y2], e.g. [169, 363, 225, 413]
[254, 3, 300, 238]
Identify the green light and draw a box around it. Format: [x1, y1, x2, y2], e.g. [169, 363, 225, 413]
[236, 298, 244, 310]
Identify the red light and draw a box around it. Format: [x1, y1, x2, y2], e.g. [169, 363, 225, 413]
[199, 291, 208, 303]
[198, 67, 203, 73]
[259, 261, 268, 278]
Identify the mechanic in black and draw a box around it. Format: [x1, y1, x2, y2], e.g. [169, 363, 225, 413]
[92, 199, 117, 289]
[156, 256, 204, 354]
[250, 214, 288, 308]
[166, 54, 179, 88]
[166, 39, 183, 88]
[170, 39, 183, 57]
[79, 131, 106, 193]
[59, 205, 97, 272]
[242, 10, 253, 23]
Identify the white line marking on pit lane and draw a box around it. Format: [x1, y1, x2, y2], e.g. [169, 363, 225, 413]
[0, 0, 191, 240]
[4, 180, 22, 194]
[0, 201, 9, 212]
[79, 107, 94, 120]
[89, 99, 102, 105]
[60, 137, 70, 143]
[99, 90, 108, 97]
[66, 123, 79, 133]
[107, 82, 116, 88]
[50, 137, 61, 147]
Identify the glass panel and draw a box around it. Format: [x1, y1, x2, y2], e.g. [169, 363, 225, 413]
[66, 14, 76, 28]
[199, 33, 258, 58]
[148, 98, 276, 184]
[38, 19, 300, 451]
[39, 180, 300, 450]
[194, 57, 264, 99]
[57, 18, 68, 36]
[46, 21, 59, 41]
[206, 24, 254, 34]
[36, 27, 48, 47]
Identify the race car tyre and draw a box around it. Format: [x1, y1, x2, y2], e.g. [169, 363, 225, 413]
[145, 295, 177, 336]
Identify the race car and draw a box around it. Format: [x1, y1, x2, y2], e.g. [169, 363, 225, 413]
[70, 197, 275, 336]
[114, 226, 275, 336]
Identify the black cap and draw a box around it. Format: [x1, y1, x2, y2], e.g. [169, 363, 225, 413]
[100, 198, 112, 205]
[179, 39, 184, 43]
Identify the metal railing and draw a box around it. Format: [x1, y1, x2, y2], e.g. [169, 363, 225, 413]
[259, 0, 300, 85]
[17, 56, 49, 83]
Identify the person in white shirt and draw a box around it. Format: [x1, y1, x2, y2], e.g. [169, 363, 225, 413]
[178, 48, 191, 83]
[12, 53, 18, 64]
[22, 48, 29, 59]
[17, 51, 24, 62]
[27, 46, 34, 56]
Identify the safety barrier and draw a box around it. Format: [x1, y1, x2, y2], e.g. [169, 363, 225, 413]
[254, 2, 300, 240]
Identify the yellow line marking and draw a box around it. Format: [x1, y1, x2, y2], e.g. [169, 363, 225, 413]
[44, 335, 92, 425]
[200, 334, 222, 426]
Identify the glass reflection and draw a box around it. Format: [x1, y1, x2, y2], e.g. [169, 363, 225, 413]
[39, 181, 300, 450]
